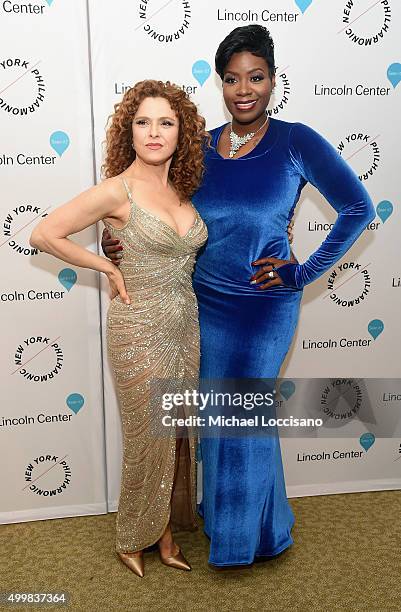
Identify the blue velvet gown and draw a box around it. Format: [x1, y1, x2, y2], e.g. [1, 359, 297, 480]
[191, 118, 375, 566]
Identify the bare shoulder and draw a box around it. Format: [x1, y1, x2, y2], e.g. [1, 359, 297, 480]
[99, 175, 134, 226]
[96, 176, 127, 204]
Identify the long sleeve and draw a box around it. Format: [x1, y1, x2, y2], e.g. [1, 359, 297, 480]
[276, 122, 376, 290]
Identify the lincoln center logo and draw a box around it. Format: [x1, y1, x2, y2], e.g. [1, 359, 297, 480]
[137, 0, 191, 43]
[1, 2, 50, 14]
[340, 0, 391, 46]
[0, 58, 45, 115]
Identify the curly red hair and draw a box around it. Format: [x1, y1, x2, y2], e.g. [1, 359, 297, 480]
[101, 80, 210, 201]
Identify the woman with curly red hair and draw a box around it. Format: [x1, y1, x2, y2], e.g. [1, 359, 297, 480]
[30, 80, 209, 577]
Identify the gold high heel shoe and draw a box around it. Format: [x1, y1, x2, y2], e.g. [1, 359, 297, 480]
[117, 551, 145, 577]
[159, 546, 191, 571]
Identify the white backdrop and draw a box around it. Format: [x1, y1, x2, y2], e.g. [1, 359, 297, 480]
[0, 1, 106, 523]
[1, 0, 400, 524]
[88, 0, 401, 509]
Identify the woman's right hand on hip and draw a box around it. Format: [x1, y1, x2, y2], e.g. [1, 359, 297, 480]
[105, 266, 130, 305]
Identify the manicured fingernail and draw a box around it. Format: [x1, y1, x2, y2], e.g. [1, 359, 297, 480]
[116, 253, 123, 259]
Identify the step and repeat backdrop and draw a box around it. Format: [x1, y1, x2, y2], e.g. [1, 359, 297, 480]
[0, 2, 106, 523]
[1, 0, 400, 524]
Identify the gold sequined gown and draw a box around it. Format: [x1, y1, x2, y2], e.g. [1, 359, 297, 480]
[105, 178, 208, 553]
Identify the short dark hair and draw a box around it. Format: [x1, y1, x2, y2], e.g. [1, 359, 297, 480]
[215, 25, 276, 80]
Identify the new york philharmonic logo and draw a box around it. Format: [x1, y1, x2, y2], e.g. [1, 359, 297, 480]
[0, 58, 45, 116]
[1, 204, 49, 256]
[339, 0, 391, 46]
[320, 379, 363, 421]
[137, 0, 191, 44]
[337, 132, 380, 181]
[324, 261, 371, 308]
[267, 67, 291, 117]
[23, 454, 71, 497]
[13, 335, 64, 383]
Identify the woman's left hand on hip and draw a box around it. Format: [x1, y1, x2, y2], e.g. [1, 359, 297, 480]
[250, 251, 298, 290]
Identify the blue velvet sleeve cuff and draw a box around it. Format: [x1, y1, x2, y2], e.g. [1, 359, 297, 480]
[275, 262, 301, 290]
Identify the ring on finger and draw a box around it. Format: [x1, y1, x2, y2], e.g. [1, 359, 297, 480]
[268, 270, 275, 278]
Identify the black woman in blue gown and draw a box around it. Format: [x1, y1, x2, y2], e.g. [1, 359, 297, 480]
[190, 25, 375, 566]
[102, 25, 375, 567]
